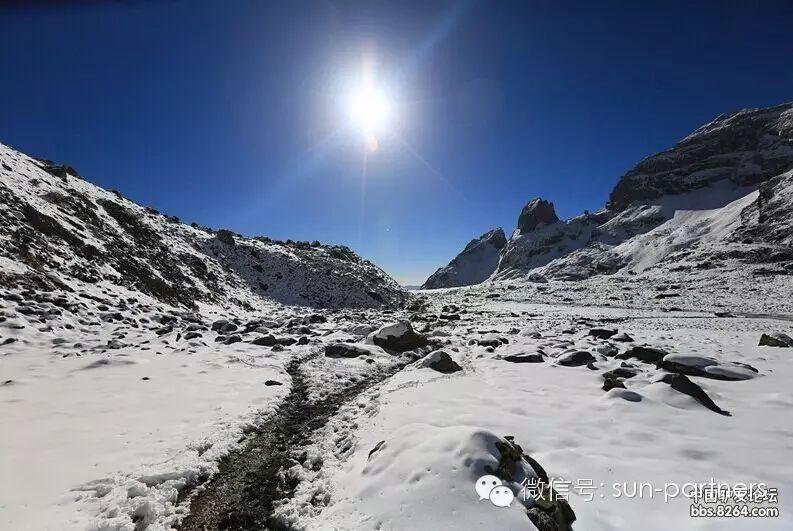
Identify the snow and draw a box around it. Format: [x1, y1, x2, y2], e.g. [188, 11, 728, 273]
[0, 308, 292, 530]
[285, 300, 793, 530]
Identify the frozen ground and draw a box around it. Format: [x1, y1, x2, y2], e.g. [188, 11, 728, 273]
[280, 297, 793, 530]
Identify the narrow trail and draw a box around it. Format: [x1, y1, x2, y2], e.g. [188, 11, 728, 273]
[179, 349, 407, 531]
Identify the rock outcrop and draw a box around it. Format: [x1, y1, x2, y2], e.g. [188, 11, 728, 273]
[608, 103, 793, 210]
[427, 102, 793, 286]
[517, 198, 559, 233]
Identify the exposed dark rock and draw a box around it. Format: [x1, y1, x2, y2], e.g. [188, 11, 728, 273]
[216, 229, 236, 246]
[602, 367, 639, 380]
[588, 328, 618, 339]
[503, 353, 545, 363]
[324, 343, 372, 358]
[556, 350, 595, 367]
[264, 380, 283, 386]
[428, 351, 462, 373]
[659, 373, 731, 416]
[616, 346, 666, 364]
[602, 378, 626, 391]
[252, 334, 277, 346]
[759, 333, 793, 347]
[368, 440, 386, 460]
[608, 103, 793, 210]
[224, 335, 241, 345]
[517, 198, 559, 233]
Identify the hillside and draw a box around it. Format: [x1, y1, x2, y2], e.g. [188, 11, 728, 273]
[0, 143, 408, 310]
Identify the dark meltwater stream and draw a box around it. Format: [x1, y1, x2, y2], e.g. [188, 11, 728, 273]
[179, 350, 407, 530]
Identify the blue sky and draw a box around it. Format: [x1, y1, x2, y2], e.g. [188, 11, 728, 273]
[2, 0, 792, 284]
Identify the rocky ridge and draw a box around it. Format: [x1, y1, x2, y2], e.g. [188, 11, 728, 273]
[423, 102, 793, 287]
[0, 142, 408, 311]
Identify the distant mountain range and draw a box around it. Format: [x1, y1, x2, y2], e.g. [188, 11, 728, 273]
[422, 102, 793, 288]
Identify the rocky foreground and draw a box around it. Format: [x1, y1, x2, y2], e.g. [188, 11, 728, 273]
[2, 268, 793, 529]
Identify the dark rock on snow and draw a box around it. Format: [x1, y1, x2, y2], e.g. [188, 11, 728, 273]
[759, 333, 793, 347]
[659, 373, 731, 416]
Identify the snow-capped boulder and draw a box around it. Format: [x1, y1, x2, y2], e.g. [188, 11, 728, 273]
[366, 321, 427, 352]
[661, 354, 759, 381]
[421, 228, 506, 289]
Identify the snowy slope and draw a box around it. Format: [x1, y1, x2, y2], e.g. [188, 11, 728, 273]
[422, 228, 507, 289]
[0, 141, 413, 530]
[0, 142, 408, 311]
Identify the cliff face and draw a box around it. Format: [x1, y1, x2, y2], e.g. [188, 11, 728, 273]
[608, 103, 793, 210]
[421, 228, 507, 289]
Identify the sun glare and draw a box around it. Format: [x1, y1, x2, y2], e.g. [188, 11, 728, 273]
[348, 85, 393, 150]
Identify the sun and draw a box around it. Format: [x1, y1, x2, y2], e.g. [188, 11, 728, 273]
[348, 85, 393, 150]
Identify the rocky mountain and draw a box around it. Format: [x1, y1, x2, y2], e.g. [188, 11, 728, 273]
[422, 102, 793, 288]
[421, 228, 506, 289]
[0, 142, 408, 311]
[608, 102, 793, 210]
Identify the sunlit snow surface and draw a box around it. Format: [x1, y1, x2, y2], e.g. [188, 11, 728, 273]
[279, 296, 793, 531]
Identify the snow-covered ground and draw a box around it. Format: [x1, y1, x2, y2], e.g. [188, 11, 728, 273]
[278, 299, 793, 530]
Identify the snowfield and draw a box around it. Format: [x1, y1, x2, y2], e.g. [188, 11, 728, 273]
[285, 298, 793, 531]
[2, 99, 793, 530]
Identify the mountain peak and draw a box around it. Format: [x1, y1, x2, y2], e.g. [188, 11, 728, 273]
[608, 102, 793, 211]
[517, 197, 559, 233]
[421, 227, 506, 289]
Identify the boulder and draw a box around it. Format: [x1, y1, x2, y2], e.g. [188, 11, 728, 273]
[616, 346, 666, 364]
[556, 350, 595, 367]
[611, 332, 634, 342]
[477, 334, 504, 348]
[325, 343, 373, 358]
[588, 328, 618, 339]
[423, 350, 462, 374]
[759, 333, 793, 347]
[660, 354, 758, 381]
[366, 321, 427, 352]
[602, 367, 638, 380]
[252, 334, 277, 346]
